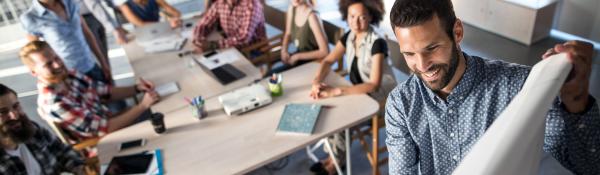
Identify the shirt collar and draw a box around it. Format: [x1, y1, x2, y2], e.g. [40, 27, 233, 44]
[422, 52, 480, 104]
[31, 0, 48, 16]
[348, 26, 374, 47]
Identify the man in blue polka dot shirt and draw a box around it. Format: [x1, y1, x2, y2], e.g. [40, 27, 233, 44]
[385, 0, 600, 174]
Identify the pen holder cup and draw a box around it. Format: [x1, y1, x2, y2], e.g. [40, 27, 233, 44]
[268, 83, 283, 97]
[190, 103, 207, 119]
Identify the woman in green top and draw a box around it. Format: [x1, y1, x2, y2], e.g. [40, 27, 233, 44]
[276, 0, 329, 73]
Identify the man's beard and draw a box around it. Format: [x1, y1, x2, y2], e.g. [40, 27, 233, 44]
[0, 114, 35, 144]
[414, 44, 460, 93]
[44, 69, 68, 84]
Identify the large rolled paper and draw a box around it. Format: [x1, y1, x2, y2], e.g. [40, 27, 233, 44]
[453, 53, 572, 175]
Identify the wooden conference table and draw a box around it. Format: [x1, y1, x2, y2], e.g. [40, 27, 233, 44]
[124, 20, 262, 113]
[97, 62, 379, 174]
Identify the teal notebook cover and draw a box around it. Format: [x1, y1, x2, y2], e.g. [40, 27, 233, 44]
[276, 103, 322, 135]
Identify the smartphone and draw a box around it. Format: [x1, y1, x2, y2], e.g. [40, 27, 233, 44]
[118, 139, 146, 151]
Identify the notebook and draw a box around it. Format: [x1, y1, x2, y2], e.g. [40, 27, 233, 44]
[276, 104, 323, 135]
[103, 149, 164, 175]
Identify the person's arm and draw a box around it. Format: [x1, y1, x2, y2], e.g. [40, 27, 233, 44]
[288, 12, 329, 64]
[544, 96, 600, 174]
[81, 0, 118, 32]
[119, 4, 153, 27]
[541, 40, 600, 174]
[280, 5, 293, 64]
[81, 17, 112, 80]
[216, 1, 262, 48]
[108, 92, 158, 132]
[81, 0, 128, 44]
[109, 78, 156, 101]
[385, 92, 419, 174]
[309, 41, 345, 100]
[192, 2, 219, 52]
[156, 0, 180, 19]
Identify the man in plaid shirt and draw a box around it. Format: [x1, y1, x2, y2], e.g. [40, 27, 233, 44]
[19, 41, 160, 141]
[192, 0, 267, 52]
[0, 84, 84, 174]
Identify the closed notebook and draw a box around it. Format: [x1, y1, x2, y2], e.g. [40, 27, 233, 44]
[276, 104, 322, 135]
[103, 149, 164, 175]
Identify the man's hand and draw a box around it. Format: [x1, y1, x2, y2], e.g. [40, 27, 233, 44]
[140, 91, 160, 109]
[113, 27, 129, 44]
[542, 40, 594, 113]
[136, 78, 155, 92]
[192, 40, 210, 54]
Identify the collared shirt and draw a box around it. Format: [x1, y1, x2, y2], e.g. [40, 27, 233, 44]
[0, 123, 84, 175]
[37, 71, 111, 140]
[193, 0, 267, 49]
[20, 0, 97, 73]
[77, 0, 120, 32]
[385, 52, 600, 175]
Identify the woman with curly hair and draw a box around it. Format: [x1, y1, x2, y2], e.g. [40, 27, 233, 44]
[309, 0, 397, 174]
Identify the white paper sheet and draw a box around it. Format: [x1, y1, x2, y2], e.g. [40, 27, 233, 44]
[452, 53, 572, 175]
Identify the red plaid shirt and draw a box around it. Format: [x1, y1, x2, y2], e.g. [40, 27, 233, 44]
[37, 71, 111, 140]
[193, 0, 266, 49]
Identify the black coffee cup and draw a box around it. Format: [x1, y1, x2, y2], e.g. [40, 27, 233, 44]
[151, 113, 166, 134]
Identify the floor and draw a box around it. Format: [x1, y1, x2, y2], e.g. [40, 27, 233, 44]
[0, 0, 598, 174]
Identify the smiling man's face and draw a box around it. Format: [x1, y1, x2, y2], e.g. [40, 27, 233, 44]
[394, 14, 460, 92]
[0, 92, 34, 144]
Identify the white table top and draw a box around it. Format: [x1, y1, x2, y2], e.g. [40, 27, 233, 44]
[97, 63, 379, 174]
[124, 23, 261, 113]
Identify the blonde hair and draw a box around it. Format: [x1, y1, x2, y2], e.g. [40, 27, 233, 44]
[19, 40, 50, 68]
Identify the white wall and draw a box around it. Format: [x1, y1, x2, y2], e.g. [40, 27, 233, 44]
[553, 0, 600, 43]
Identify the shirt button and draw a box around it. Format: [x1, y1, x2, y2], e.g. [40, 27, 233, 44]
[459, 96, 464, 100]
[452, 155, 458, 160]
[591, 148, 597, 153]
[450, 133, 455, 137]
[578, 124, 585, 129]
[448, 109, 453, 114]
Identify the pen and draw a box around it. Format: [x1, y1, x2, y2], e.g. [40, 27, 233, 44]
[184, 97, 193, 105]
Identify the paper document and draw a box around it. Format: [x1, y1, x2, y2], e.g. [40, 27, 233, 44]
[452, 53, 572, 175]
[156, 82, 180, 97]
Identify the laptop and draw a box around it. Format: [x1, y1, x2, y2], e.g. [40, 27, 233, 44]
[193, 51, 246, 85]
[134, 22, 174, 43]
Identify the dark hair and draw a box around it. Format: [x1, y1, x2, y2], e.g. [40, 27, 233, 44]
[390, 0, 457, 41]
[0, 84, 17, 97]
[338, 0, 385, 26]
